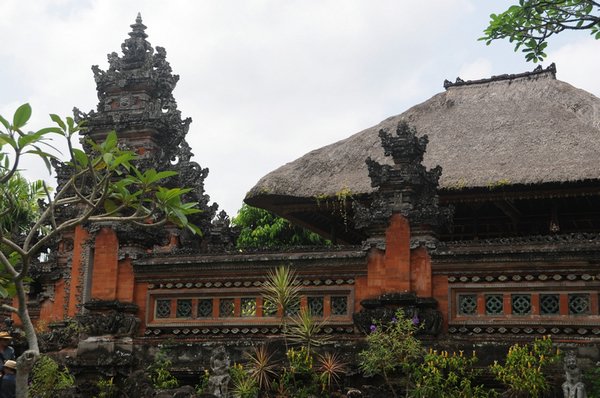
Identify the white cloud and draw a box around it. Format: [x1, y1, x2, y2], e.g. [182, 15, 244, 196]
[547, 38, 600, 97]
[1, 0, 598, 216]
[458, 58, 493, 81]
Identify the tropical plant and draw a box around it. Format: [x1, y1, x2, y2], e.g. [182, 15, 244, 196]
[490, 336, 560, 398]
[0, 104, 200, 397]
[94, 377, 119, 398]
[279, 346, 321, 398]
[317, 351, 347, 394]
[232, 204, 329, 248]
[358, 310, 423, 398]
[409, 349, 496, 398]
[286, 307, 330, 352]
[195, 369, 210, 395]
[481, 0, 600, 62]
[147, 349, 180, 390]
[261, 265, 301, 323]
[585, 362, 600, 398]
[230, 363, 259, 398]
[28, 355, 75, 398]
[245, 344, 278, 392]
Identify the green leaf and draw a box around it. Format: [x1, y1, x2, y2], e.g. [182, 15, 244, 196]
[0, 133, 16, 149]
[0, 115, 10, 131]
[66, 116, 75, 134]
[103, 198, 119, 214]
[103, 131, 118, 151]
[49, 114, 66, 131]
[72, 148, 89, 168]
[13, 103, 32, 129]
[144, 169, 178, 185]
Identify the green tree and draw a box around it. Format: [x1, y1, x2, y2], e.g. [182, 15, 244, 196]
[0, 104, 199, 398]
[232, 204, 329, 248]
[490, 336, 560, 398]
[358, 311, 423, 398]
[481, 0, 600, 62]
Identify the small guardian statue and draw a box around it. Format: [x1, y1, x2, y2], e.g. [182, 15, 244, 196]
[207, 346, 231, 398]
[562, 351, 587, 398]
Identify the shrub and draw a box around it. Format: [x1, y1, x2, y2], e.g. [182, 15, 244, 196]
[358, 310, 423, 398]
[490, 336, 559, 398]
[275, 347, 322, 398]
[230, 363, 259, 398]
[317, 351, 347, 394]
[585, 363, 600, 398]
[146, 349, 179, 390]
[245, 344, 278, 392]
[94, 377, 118, 398]
[29, 355, 75, 398]
[410, 349, 496, 398]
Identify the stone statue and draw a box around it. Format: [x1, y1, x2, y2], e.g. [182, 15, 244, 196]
[562, 351, 587, 398]
[207, 346, 231, 398]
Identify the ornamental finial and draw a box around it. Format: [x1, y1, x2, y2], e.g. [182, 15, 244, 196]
[129, 12, 148, 39]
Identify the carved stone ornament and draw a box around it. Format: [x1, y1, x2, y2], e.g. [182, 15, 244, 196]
[353, 121, 453, 248]
[353, 292, 442, 336]
[70, 13, 240, 250]
[77, 300, 140, 337]
[562, 351, 587, 398]
[207, 346, 231, 398]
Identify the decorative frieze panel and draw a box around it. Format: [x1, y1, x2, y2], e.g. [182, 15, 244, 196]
[143, 325, 355, 337]
[448, 325, 600, 336]
[447, 273, 598, 284]
[448, 267, 599, 336]
[146, 285, 355, 336]
[147, 278, 355, 290]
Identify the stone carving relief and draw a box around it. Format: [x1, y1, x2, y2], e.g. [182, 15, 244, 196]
[353, 292, 442, 336]
[353, 121, 452, 249]
[562, 351, 587, 398]
[207, 346, 231, 398]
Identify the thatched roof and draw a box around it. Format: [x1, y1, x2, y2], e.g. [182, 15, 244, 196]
[246, 65, 600, 208]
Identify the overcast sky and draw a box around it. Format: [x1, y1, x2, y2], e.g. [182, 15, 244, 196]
[1, 0, 599, 217]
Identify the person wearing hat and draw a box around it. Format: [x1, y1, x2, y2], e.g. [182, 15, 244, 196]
[0, 333, 14, 371]
[0, 359, 16, 398]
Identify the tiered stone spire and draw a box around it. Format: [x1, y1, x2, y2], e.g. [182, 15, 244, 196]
[73, 14, 221, 247]
[353, 121, 452, 249]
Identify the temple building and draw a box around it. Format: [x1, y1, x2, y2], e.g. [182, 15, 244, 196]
[31, 15, 599, 366]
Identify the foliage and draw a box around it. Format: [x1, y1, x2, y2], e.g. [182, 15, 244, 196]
[0, 173, 46, 237]
[195, 369, 210, 395]
[490, 336, 560, 398]
[245, 344, 278, 392]
[232, 204, 329, 248]
[286, 307, 330, 351]
[147, 349, 180, 390]
[261, 265, 301, 320]
[28, 355, 75, 398]
[230, 363, 259, 398]
[94, 377, 118, 398]
[480, 0, 600, 62]
[278, 347, 321, 398]
[0, 104, 200, 397]
[316, 351, 347, 394]
[358, 310, 423, 398]
[409, 349, 497, 398]
[584, 363, 600, 398]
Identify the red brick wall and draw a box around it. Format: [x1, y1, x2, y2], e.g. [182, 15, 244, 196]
[117, 257, 135, 303]
[355, 214, 436, 309]
[91, 228, 119, 301]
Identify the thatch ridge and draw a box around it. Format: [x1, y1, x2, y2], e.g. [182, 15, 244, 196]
[246, 68, 600, 203]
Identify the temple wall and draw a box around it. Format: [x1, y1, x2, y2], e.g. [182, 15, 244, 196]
[91, 228, 120, 301]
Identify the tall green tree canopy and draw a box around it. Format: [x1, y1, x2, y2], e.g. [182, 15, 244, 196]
[232, 204, 329, 248]
[481, 0, 600, 62]
[0, 104, 200, 398]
